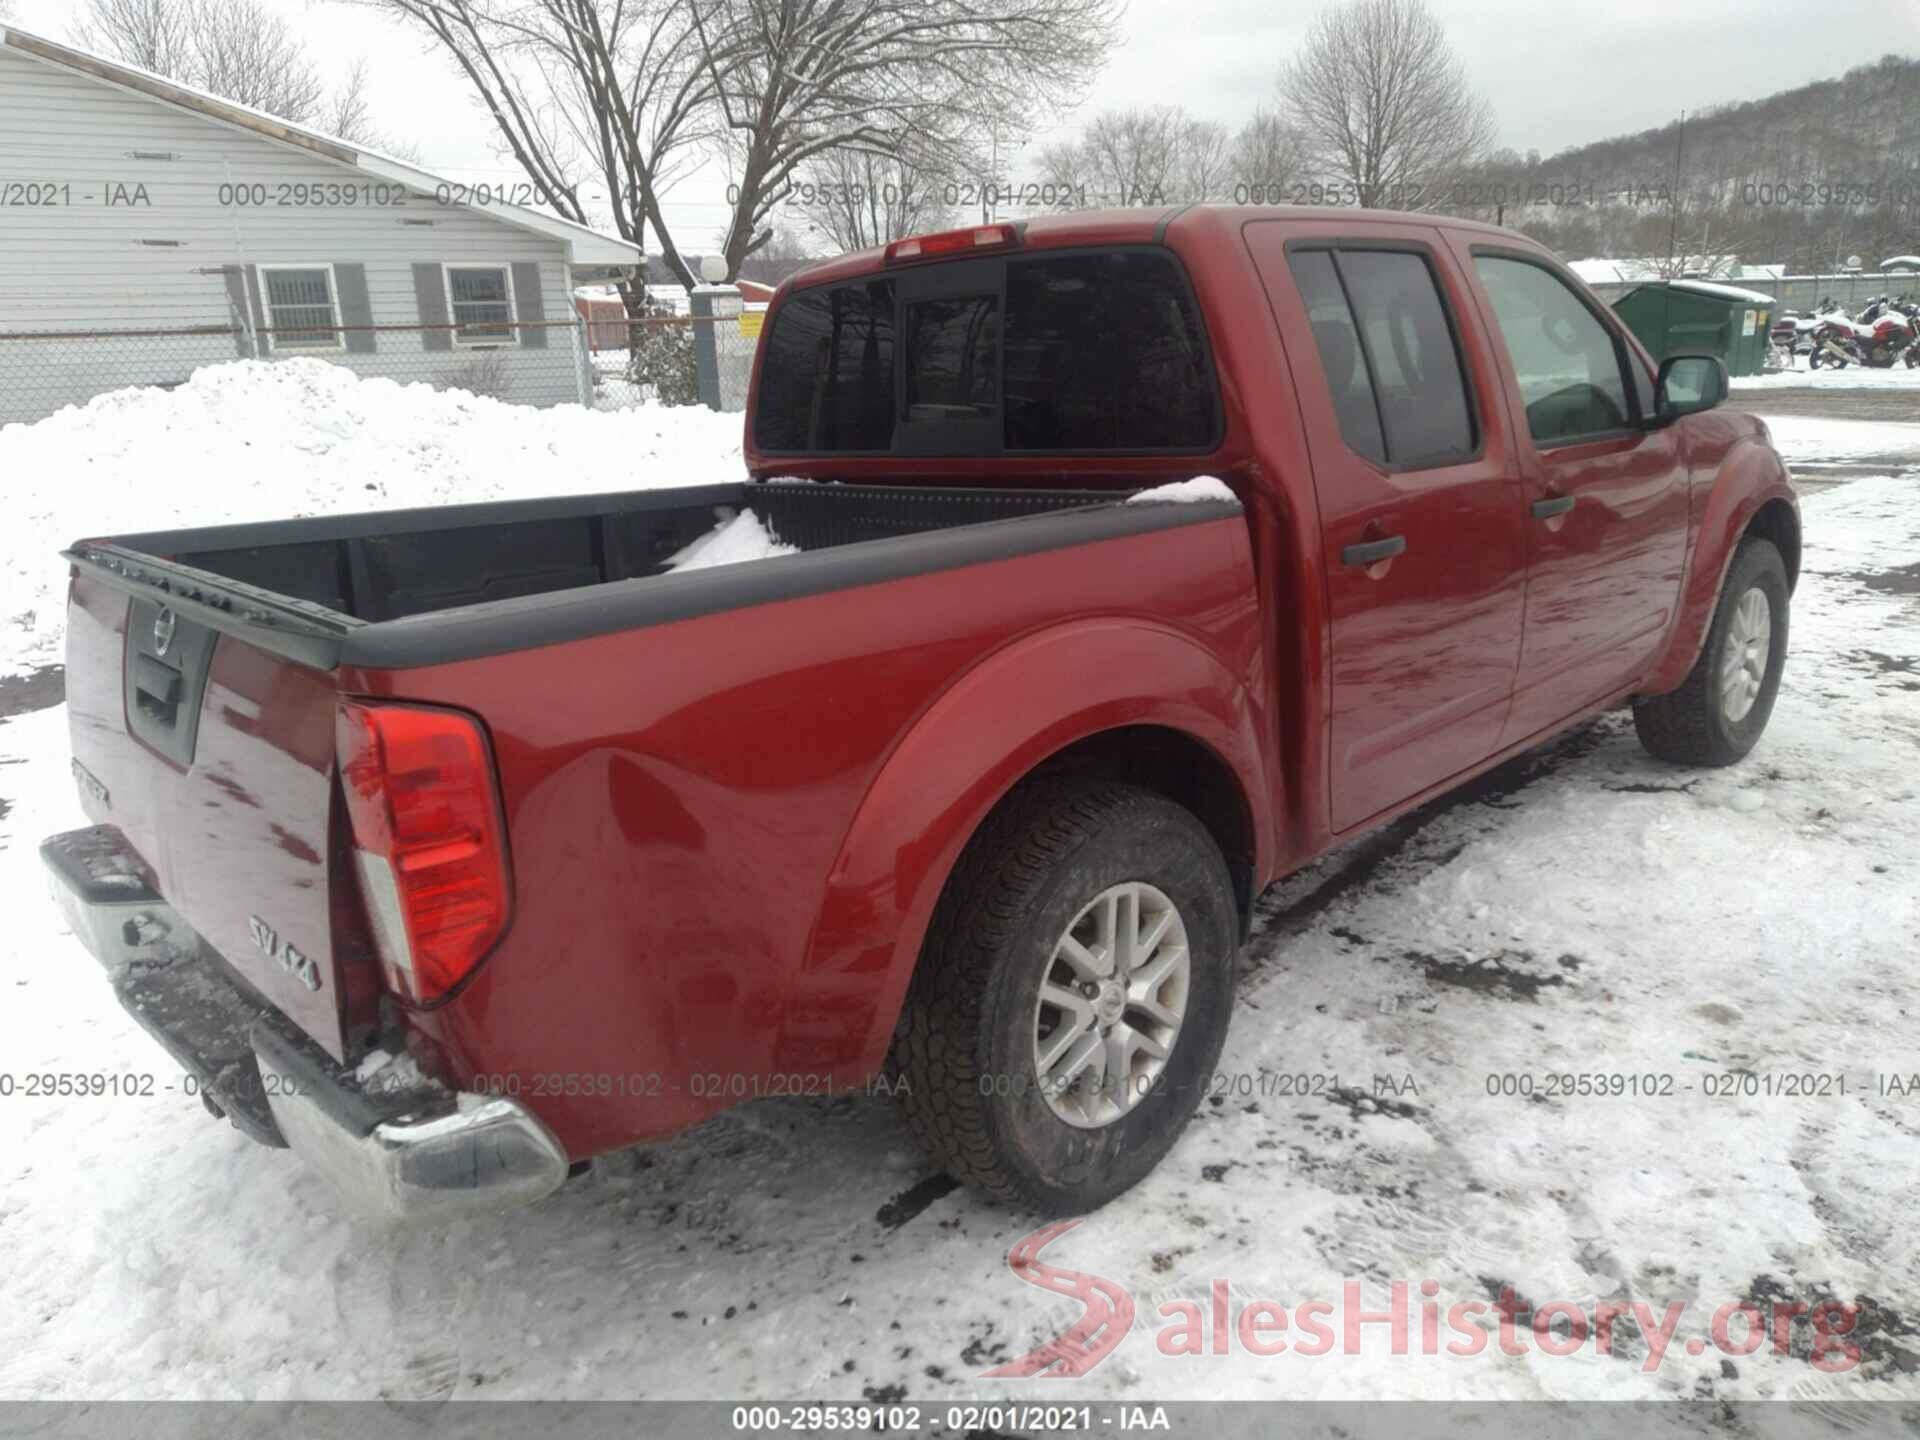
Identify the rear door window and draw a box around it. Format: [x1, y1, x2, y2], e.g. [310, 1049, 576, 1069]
[1287, 246, 1477, 469]
[1336, 251, 1476, 465]
[1287, 250, 1387, 465]
[753, 248, 1217, 455]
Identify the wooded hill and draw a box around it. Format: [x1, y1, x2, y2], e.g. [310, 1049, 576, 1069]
[1454, 55, 1920, 271]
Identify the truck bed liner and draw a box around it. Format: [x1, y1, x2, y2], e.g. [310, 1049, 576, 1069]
[65, 483, 1206, 671]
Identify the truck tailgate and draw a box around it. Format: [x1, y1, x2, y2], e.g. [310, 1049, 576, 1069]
[64, 570, 362, 1060]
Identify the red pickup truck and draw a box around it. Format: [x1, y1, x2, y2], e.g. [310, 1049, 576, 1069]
[43, 207, 1798, 1221]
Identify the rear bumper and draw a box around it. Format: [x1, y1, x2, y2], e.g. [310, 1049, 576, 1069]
[254, 1027, 572, 1222]
[42, 825, 569, 1222]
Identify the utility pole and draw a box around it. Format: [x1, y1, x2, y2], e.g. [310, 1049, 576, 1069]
[1659, 110, 1687, 354]
[1664, 111, 1687, 279]
[983, 121, 999, 226]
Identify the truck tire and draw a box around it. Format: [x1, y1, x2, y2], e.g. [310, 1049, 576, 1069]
[890, 779, 1238, 1214]
[1633, 538, 1789, 766]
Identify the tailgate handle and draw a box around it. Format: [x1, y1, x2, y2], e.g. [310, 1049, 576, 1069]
[133, 653, 183, 724]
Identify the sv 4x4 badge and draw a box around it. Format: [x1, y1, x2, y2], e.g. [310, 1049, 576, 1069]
[248, 915, 320, 992]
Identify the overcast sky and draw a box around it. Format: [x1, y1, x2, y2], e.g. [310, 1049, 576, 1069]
[9, 0, 1915, 253]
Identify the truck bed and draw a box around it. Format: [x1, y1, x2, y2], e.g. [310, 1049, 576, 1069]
[65, 482, 1122, 667]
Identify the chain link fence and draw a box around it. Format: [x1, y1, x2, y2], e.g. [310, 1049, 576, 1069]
[580, 305, 763, 413]
[0, 309, 764, 428]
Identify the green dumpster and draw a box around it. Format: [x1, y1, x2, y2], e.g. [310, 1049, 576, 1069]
[1612, 280, 1777, 377]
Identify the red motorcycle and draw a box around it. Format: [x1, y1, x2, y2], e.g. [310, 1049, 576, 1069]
[1808, 296, 1920, 369]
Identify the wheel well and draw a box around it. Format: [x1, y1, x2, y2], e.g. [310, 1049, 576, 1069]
[1020, 725, 1259, 934]
[1745, 498, 1801, 593]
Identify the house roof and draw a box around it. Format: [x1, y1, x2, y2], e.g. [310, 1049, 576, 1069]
[0, 26, 642, 267]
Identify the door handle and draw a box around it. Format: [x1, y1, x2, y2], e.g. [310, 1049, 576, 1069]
[1531, 495, 1575, 519]
[1340, 534, 1407, 567]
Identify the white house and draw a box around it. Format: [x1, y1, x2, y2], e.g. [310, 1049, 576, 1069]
[0, 27, 642, 425]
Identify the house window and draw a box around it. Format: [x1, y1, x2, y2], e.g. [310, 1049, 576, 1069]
[260, 266, 340, 350]
[446, 265, 516, 345]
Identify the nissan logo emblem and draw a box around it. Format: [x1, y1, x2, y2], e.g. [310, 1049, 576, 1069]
[153, 607, 177, 657]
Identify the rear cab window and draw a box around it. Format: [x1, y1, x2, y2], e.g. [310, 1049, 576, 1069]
[753, 247, 1220, 456]
[754, 279, 896, 452]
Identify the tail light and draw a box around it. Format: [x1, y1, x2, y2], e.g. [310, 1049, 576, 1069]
[885, 223, 1020, 265]
[335, 701, 511, 1004]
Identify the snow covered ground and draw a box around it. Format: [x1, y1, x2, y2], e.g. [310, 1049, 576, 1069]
[1734, 359, 1920, 391]
[1753, 415, 1920, 467]
[1, 376, 1918, 1406]
[0, 359, 744, 678]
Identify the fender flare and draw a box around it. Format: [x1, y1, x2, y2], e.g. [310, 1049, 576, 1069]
[1642, 437, 1800, 697]
[788, 616, 1272, 1079]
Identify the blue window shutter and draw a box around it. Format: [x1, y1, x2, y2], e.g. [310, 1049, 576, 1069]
[335, 263, 376, 353]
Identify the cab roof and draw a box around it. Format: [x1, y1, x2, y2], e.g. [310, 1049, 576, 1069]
[773, 204, 1544, 296]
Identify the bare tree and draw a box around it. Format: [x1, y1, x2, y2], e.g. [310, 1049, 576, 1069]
[699, 0, 1121, 277]
[360, 0, 721, 293]
[325, 57, 373, 146]
[735, 227, 815, 283]
[1180, 119, 1234, 202]
[1035, 106, 1242, 207]
[71, 0, 380, 142]
[72, 0, 194, 75]
[360, 0, 719, 291]
[365, 0, 1114, 284]
[1084, 107, 1185, 204]
[800, 147, 958, 255]
[1280, 0, 1495, 210]
[1230, 107, 1306, 202]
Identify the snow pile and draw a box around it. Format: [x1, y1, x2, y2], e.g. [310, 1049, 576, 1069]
[0, 359, 745, 676]
[1126, 476, 1238, 505]
[665, 508, 798, 572]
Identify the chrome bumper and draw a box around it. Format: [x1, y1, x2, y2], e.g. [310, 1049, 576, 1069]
[44, 824, 569, 1222]
[256, 1038, 570, 1223]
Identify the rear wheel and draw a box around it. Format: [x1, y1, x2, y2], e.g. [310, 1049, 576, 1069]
[889, 779, 1238, 1214]
[1633, 538, 1789, 766]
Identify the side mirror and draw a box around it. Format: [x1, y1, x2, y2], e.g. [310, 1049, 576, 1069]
[1650, 354, 1729, 425]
